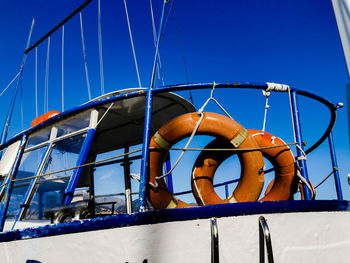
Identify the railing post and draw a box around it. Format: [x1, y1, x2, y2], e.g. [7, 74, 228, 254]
[210, 218, 219, 263]
[165, 154, 174, 194]
[328, 131, 343, 200]
[259, 216, 274, 263]
[138, 0, 169, 212]
[290, 90, 312, 200]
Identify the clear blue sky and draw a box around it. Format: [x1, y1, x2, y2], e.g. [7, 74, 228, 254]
[0, 0, 349, 201]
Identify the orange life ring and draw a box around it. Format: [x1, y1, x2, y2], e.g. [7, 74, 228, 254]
[191, 129, 296, 205]
[148, 112, 265, 209]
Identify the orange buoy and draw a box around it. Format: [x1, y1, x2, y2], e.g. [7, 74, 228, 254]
[191, 129, 296, 206]
[31, 110, 61, 127]
[148, 112, 264, 209]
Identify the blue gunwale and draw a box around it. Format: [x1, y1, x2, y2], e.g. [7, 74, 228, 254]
[0, 200, 349, 243]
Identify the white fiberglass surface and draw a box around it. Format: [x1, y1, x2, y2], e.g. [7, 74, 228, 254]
[0, 140, 21, 177]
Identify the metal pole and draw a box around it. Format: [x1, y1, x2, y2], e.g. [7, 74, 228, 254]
[290, 90, 312, 200]
[122, 146, 133, 214]
[210, 218, 219, 263]
[259, 216, 274, 263]
[328, 131, 343, 200]
[24, 0, 93, 54]
[138, 0, 169, 212]
[1, 19, 35, 146]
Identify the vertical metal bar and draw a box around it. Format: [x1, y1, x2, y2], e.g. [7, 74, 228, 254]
[122, 146, 133, 214]
[224, 184, 229, 199]
[290, 90, 312, 200]
[138, 0, 169, 212]
[1, 19, 35, 145]
[0, 135, 27, 232]
[64, 129, 96, 204]
[328, 131, 343, 200]
[38, 191, 43, 219]
[210, 217, 219, 263]
[164, 153, 174, 193]
[259, 216, 274, 263]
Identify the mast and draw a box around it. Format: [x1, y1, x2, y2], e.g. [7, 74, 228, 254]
[331, 0, 350, 144]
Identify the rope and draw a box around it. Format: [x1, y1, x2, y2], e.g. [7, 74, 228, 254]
[35, 48, 38, 117]
[149, 112, 205, 187]
[98, 0, 105, 95]
[0, 72, 20, 98]
[152, 142, 297, 152]
[44, 37, 51, 113]
[95, 102, 114, 128]
[123, 0, 142, 89]
[198, 82, 233, 119]
[149, 85, 237, 187]
[296, 166, 315, 199]
[79, 12, 92, 101]
[61, 25, 65, 112]
[1, 140, 297, 190]
[315, 168, 337, 189]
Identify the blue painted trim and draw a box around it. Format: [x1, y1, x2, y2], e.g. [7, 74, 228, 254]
[139, 0, 169, 211]
[0, 135, 27, 231]
[139, 90, 153, 212]
[328, 131, 343, 200]
[0, 200, 349, 243]
[14, 143, 52, 225]
[290, 90, 311, 200]
[165, 154, 174, 194]
[64, 129, 96, 204]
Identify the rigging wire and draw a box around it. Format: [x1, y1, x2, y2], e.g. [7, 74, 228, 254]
[61, 25, 65, 112]
[315, 169, 337, 189]
[98, 0, 105, 95]
[44, 37, 51, 113]
[0, 72, 20, 98]
[173, 2, 193, 104]
[1, 18, 35, 145]
[79, 11, 92, 101]
[35, 48, 38, 118]
[20, 80, 23, 130]
[149, 0, 165, 86]
[123, 0, 142, 89]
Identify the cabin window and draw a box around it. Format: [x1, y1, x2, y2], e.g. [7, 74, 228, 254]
[56, 111, 90, 138]
[6, 146, 47, 219]
[90, 145, 141, 215]
[23, 133, 87, 220]
[26, 128, 51, 148]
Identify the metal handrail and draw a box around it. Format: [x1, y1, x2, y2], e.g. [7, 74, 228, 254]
[259, 216, 274, 263]
[211, 217, 219, 263]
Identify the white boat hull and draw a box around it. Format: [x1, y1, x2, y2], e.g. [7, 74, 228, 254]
[0, 207, 349, 262]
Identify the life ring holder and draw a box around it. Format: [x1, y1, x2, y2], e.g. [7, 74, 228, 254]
[191, 129, 296, 206]
[148, 112, 265, 209]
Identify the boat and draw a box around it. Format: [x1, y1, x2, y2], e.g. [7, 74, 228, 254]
[0, 0, 349, 262]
